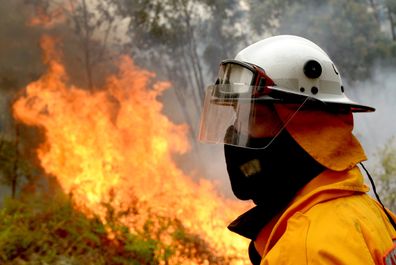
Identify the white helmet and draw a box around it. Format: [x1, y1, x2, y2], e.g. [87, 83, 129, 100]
[234, 35, 374, 112]
[199, 35, 374, 149]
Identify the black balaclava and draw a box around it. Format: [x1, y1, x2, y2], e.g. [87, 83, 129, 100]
[224, 126, 324, 240]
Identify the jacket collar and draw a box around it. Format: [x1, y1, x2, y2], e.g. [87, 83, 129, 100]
[255, 166, 369, 255]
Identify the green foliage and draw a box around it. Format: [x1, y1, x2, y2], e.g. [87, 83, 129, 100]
[377, 137, 396, 212]
[0, 193, 161, 265]
[140, 215, 239, 265]
[0, 191, 237, 265]
[170, 220, 231, 264]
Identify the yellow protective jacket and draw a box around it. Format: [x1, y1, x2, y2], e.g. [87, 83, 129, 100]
[254, 167, 396, 265]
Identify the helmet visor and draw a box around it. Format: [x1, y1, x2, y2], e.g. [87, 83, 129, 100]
[198, 84, 308, 149]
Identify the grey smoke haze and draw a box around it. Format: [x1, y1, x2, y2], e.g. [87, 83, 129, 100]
[350, 66, 396, 166]
[1, 0, 394, 199]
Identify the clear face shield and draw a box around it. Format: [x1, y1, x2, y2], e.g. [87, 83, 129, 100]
[198, 60, 310, 149]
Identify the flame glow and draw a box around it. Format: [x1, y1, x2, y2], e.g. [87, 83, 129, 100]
[13, 36, 250, 264]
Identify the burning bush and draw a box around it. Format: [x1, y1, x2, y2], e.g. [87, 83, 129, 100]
[9, 36, 250, 264]
[0, 191, 243, 265]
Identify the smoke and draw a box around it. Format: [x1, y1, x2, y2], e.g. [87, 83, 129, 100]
[160, 87, 233, 196]
[264, 0, 396, 173]
[162, 0, 396, 197]
[1, 0, 395, 200]
[350, 65, 396, 166]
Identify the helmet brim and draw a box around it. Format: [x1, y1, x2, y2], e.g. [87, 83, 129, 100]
[267, 86, 375, 112]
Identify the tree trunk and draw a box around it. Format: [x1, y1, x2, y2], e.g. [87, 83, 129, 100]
[11, 123, 20, 198]
[81, 0, 94, 90]
[387, 5, 396, 41]
[369, 0, 380, 24]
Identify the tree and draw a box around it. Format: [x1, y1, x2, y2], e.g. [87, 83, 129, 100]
[0, 128, 37, 198]
[248, 0, 396, 82]
[369, 0, 396, 40]
[24, 0, 123, 90]
[386, 0, 396, 40]
[112, 0, 246, 140]
[0, 0, 44, 94]
[0, 0, 45, 197]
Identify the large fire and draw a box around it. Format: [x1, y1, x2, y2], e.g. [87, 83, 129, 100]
[13, 36, 250, 264]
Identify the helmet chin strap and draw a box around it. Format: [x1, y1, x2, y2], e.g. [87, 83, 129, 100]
[360, 162, 396, 231]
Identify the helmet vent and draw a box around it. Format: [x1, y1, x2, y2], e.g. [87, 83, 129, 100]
[341, 86, 344, 93]
[332, 64, 339, 75]
[300, 87, 305, 93]
[311, 86, 319, 95]
[304, 60, 322, 79]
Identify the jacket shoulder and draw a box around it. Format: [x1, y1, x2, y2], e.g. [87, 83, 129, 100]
[303, 194, 395, 264]
[263, 194, 395, 265]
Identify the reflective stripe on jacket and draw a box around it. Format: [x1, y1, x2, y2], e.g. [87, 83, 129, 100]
[254, 167, 396, 265]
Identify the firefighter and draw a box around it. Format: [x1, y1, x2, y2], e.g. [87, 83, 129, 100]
[199, 35, 396, 264]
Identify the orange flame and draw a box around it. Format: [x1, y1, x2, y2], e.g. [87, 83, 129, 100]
[13, 36, 250, 264]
